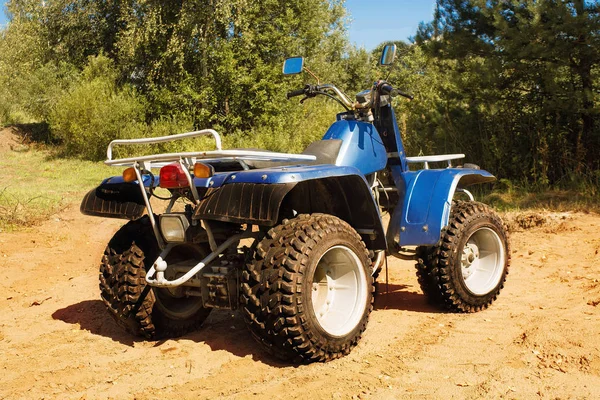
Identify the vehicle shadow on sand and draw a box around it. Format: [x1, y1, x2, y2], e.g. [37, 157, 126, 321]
[52, 284, 440, 365]
[51, 300, 144, 347]
[51, 300, 288, 366]
[374, 283, 443, 313]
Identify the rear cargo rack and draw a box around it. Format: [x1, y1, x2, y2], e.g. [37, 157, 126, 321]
[104, 129, 316, 250]
[106, 129, 316, 167]
[405, 153, 465, 169]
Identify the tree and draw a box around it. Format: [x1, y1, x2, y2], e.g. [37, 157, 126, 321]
[413, 0, 600, 184]
[1, 0, 354, 138]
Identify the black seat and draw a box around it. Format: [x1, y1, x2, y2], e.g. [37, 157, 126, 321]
[244, 139, 343, 169]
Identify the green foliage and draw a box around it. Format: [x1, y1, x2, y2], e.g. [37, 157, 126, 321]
[49, 55, 145, 160]
[223, 99, 342, 153]
[2, 0, 357, 161]
[0, 0, 598, 197]
[0, 14, 77, 124]
[0, 62, 76, 124]
[105, 0, 353, 134]
[412, 0, 600, 185]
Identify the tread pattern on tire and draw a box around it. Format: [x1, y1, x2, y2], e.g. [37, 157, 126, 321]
[100, 242, 156, 337]
[415, 201, 510, 312]
[241, 213, 373, 363]
[99, 217, 210, 339]
[414, 245, 445, 305]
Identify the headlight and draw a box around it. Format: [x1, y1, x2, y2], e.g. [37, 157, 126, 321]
[159, 214, 189, 243]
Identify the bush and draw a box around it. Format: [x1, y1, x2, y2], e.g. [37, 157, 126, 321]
[0, 16, 78, 125]
[0, 61, 77, 126]
[222, 99, 341, 153]
[49, 55, 146, 160]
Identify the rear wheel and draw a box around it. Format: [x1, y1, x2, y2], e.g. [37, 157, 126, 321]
[99, 217, 211, 338]
[241, 214, 373, 363]
[415, 201, 510, 312]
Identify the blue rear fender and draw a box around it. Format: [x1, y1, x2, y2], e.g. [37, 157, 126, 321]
[194, 163, 365, 186]
[83, 163, 362, 189]
[195, 164, 387, 250]
[387, 168, 496, 248]
[83, 165, 387, 250]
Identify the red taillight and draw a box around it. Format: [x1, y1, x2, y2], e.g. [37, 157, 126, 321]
[159, 163, 189, 188]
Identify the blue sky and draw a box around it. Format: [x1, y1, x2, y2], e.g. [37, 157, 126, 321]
[0, 1, 436, 48]
[0, 3, 7, 28]
[345, 0, 437, 49]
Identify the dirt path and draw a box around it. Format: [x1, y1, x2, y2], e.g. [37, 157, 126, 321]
[0, 205, 599, 399]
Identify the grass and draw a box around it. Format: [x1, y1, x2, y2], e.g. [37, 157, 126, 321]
[485, 190, 599, 213]
[480, 180, 600, 214]
[0, 145, 115, 231]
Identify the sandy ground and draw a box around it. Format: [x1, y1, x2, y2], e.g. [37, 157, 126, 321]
[1, 206, 599, 399]
[0, 127, 29, 153]
[0, 129, 598, 399]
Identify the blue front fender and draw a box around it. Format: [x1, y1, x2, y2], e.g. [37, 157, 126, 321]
[387, 168, 496, 247]
[194, 164, 387, 249]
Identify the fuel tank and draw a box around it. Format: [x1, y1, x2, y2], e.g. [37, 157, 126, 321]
[321, 119, 387, 176]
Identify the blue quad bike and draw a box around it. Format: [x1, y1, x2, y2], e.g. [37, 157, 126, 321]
[81, 45, 509, 363]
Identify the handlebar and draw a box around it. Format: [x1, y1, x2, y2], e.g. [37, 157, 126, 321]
[394, 89, 414, 100]
[286, 84, 355, 110]
[379, 83, 394, 96]
[286, 87, 307, 99]
[379, 82, 414, 100]
[286, 81, 413, 110]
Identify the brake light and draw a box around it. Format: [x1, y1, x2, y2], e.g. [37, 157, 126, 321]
[159, 163, 190, 188]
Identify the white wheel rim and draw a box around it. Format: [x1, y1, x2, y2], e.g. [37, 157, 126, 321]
[460, 227, 505, 295]
[311, 245, 368, 337]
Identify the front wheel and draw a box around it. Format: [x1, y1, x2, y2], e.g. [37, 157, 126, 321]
[241, 214, 373, 363]
[415, 201, 510, 312]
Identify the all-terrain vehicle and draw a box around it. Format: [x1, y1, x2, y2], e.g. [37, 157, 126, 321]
[81, 45, 509, 363]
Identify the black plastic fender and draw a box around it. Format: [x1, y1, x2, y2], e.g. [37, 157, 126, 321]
[194, 182, 297, 225]
[80, 181, 146, 220]
[194, 175, 386, 250]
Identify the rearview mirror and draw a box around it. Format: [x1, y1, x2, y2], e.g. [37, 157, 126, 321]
[380, 44, 397, 66]
[283, 57, 304, 75]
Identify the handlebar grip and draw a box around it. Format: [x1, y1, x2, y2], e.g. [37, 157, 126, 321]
[396, 90, 414, 100]
[379, 83, 394, 95]
[286, 88, 306, 99]
[379, 82, 414, 100]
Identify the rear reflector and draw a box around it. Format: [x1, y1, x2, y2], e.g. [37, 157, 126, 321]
[122, 167, 137, 182]
[193, 162, 215, 178]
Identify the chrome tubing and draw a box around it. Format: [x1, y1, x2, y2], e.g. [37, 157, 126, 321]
[145, 231, 259, 287]
[107, 129, 223, 161]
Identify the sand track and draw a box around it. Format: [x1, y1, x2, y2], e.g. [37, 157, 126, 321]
[0, 206, 599, 399]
